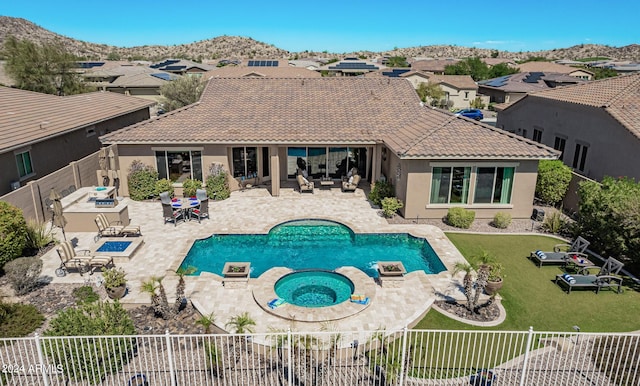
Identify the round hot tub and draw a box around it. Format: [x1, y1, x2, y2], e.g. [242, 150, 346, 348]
[274, 270, 354, 308]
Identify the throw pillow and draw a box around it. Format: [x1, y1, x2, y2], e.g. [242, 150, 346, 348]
[348, 176, 354, 184]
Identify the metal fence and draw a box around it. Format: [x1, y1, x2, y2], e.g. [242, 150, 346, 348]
[0, 328, 638, 386]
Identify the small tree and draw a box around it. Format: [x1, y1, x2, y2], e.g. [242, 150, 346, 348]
[453, 262, 490, 312]
[127, 160, 158, 201]
[206, 163, 231, 200]
[416, 82, 444, 104]
[160, 75, 205, 111]
[536, 160, 572, 206]
[0, 201, 28, 267]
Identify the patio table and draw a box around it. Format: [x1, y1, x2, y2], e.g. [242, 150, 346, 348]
[171, 198, 200, 221]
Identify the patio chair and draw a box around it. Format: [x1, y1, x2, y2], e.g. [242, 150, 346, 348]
[555, 257, 624, 294]
[529, 236, 590, 268]
[341, 174, 361, 192]
[56, 241, 114, 276]
[95, 213, 141, 238]
[296, 174, 314, 194]
[190, 189, 209, 223]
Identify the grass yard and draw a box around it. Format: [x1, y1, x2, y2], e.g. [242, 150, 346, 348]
[415, 233, 640, 333]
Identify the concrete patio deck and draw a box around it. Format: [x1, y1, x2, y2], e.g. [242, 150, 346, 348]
[41, 185, 470, 335]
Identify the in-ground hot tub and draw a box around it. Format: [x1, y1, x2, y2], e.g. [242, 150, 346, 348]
[274, 270, 354, 308]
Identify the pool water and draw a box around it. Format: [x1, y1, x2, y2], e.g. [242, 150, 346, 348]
[96, 241, 132, 253]
[275, 271, 354, 307]
[180, 219, 446, 277]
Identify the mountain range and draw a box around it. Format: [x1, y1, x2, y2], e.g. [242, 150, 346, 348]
[1, 16, 639, 62]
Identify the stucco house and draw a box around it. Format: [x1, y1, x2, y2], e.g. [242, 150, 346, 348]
[496, 73, 640, 181]
[516, 62, 594, 80]
[0, 87, 154, 195]
[401, 72, 479, 109]
[479, 72, 585, 104]
[100, 77, 557, 219]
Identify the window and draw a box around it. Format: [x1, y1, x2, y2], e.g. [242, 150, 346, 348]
[155, 150, 202, 183]
[554, 136, 566, 161]
[522, 129, 528, 138]
[572, 143, 589, 172]
[474, 167, 514, 204]
[86, 126, 96, 137]
[15, 151, 33, 178]
[464, 91, 469, 99]
[533, 129, 543, 143]
[430, 167, 471, 204]
[232, 147, 257, 178]
[287, 146, 367, 179]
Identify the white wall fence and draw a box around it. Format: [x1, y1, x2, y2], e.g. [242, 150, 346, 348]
[0, 328, 638, 385]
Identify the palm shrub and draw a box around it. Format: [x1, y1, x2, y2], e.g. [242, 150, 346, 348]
[225, 312, 256, 334]
[368, 179, 394, 206]
[182, 178, 202, 198]
[446, 207, 476, 229]
[492, 212, 512, 229]
[536, 160, 572, 206]
[127, 160, 158, 201]
[541, 210, 566, 234]
[0, 201, 27, 267]
[43, 301, 135, 384]
[381, 197, 403, 218]
[3, 257, 42, 295]
[206, 163, 230, 200]
[155, 178, 174, 197]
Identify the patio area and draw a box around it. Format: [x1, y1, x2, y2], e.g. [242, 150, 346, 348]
[41, 185, 470, 334]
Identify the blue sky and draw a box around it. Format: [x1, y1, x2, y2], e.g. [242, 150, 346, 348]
[1, 1, 638, 53]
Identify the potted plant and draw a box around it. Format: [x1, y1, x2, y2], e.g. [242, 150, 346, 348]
[477, 251, 504, 296]
[102, 267, 127, 299]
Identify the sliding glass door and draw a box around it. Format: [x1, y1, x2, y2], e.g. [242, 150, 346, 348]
[288, 146, 367, 179]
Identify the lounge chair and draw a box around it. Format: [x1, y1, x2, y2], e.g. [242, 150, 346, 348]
[529, 236, 590, 268]
[56, 241, 114, 275]
[296, 174, 314, 194]
[555, 257, 624, 294]
[342, 174, 361, 192]
[94, 213, 141, 238]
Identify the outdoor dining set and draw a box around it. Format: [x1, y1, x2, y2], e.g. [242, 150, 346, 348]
[160, 189, 209, 226]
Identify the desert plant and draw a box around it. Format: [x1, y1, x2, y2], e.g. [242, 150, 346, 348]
[3, 257, 42, 295]
[0, 201, 28, 267]
[206, 163, 230, 200]
[155, 178, 174, 197]
[536, 160, 572, 206]
[102, 267, 127, 289]
[492, 212, 512, 229]
[141, 276, 171, 319]
[453, 262, 489, 312]
[381, 197, 403, 218]
[446, 207, 476, 229]
[368, 179, 394, 206]
[182, 178, 203, 198]
[541, 210, 567, 234]
[225, 312, 256, 334]
[127, 160, 158, 201]
[44, 301, 135, 384]
[0, 301, 44, 337]
[203, 341, 223, 377]
[23, 219, 55, 254]
[72, 286, 99, 305]
[196, 312, 216, 334]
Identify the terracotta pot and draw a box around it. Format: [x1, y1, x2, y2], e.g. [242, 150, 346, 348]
[106, 284, 127, 300]
[485, 279, 503, 296]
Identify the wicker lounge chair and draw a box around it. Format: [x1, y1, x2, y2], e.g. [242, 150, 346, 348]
[529, 236, 590, 268]
[56, 241, 113, 275]
[555, 257, 624, 294]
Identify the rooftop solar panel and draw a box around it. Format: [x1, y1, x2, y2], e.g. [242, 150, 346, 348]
[524, 72, 545, 83]
[150, 73, 173, 81]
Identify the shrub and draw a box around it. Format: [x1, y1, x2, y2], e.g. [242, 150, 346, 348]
[3, 257, 42, 295]
[0, 201, 28, 267]
[155, 178, 174, 197]
[446, 207, 476, 229]
[182, 178, 203, 198]
[23, 219, 54, 254]
[368, 179, 394, 206]
[381, 197, 403, 218]
[127, 160, 158, 201]
[492, 212, 512, 229]
[536, 160, 572, 206]
[72, 286, 99, 304]
[0, 302, 44, 337]
[541, 210, 566, 234]
[206, 163, 230, 200]
[44, 301, 136, 384]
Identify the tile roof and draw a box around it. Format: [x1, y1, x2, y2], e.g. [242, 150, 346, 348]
[516, 61, 594, 75]
[0, 87, 154, 153]
[425, 74, 478, 90]
[479, 72, 584, 93]
[101, 77, 557, 160]
[203, 67, 321, 78]
[527, 73, 640, 139]
[410, 59, 459, 72]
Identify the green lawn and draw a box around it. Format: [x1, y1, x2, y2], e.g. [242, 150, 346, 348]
[415, 233, 640, 332]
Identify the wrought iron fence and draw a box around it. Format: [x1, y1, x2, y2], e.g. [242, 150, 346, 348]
[0, 328, 638, 385]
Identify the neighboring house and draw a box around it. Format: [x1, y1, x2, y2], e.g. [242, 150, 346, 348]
[288, 59, 326, 71]
[409, 59, 460, 75]
[203, 66, 321, 78]
[482, 58, 518, 67]
[100, 77, 557, 220]
[83, 65, 181, 102]
[0, 87, 154, 195]
[516, 62, 594, 80]
[479, 72, 585, 104]
[150, 59, 215, 76]
[316, 58, 386, 76]
[496, 73, 640, 181]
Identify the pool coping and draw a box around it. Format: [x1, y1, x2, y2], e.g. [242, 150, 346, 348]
[252, 267, 377, 323]
[91, 237, 144, 263]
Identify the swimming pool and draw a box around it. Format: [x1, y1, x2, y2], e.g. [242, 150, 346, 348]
[274, 270, 354, 308]
[179, 219, 446, 277]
